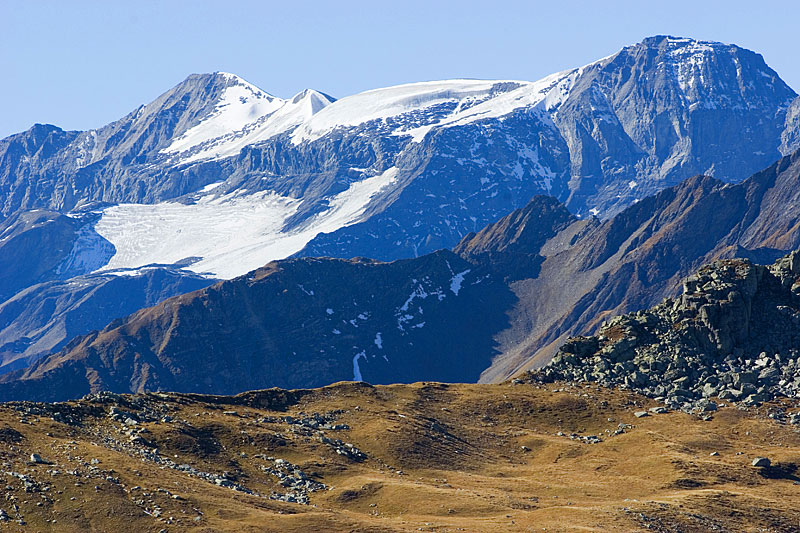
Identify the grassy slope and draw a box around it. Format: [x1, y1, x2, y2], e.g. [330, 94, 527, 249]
[0, 381, 798, 532]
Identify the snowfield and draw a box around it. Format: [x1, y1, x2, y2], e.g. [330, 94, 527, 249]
[290, 70, 587, 145]
[162, 74, 334, 164]
[93, 167, 400, 279]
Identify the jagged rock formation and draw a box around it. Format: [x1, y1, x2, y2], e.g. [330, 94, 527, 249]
[534, 252, 800, 410]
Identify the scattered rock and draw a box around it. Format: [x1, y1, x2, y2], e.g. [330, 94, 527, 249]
[752, 457, 771, 467]
[29, 453, 49, 464]
[531, 254, 800, 412]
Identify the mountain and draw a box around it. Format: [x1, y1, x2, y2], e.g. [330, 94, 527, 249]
[1, 35, 799, 380]
[5, 148, 800, 401]
[1, 36, 796, 277]
[0, 74, 334, 218]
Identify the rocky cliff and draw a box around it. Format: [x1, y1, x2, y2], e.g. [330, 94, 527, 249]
[535, 252, 800, 412]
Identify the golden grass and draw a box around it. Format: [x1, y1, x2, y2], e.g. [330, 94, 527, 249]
[0, 381, 798, 531]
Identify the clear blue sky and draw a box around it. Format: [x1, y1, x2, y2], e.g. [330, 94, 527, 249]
[2, 0, 798, 138]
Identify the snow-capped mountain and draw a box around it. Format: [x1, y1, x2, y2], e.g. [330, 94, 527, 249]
[1, 36, 796, 282]
[0, 35, 798, 373]
[161, 75, 335, 164]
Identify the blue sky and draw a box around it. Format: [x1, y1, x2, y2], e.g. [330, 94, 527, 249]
[2, 0, 797, 138]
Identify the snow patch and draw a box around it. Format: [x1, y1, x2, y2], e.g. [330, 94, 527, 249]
[164, 76, 284, 156]
[200, 181, 225, 193]
[374, 332, 383, 350]
[93, 167, 400, 279]
[352, 351, 367, 381]
[163, 80, 333, 163]
[449, 269, 471, 295]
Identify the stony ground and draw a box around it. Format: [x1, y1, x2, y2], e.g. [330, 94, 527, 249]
[536, 254, 800, 415]
[0, 381, 798, 532]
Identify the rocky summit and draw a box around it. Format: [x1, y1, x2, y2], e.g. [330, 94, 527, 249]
[534, 252, 800, 414]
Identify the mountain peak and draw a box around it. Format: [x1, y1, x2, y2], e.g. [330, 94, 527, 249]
[640, 35, 725, 47]
[290, 88, 336, 106]
[454, 195, 577, 279]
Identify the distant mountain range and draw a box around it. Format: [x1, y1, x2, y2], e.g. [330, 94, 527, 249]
[3, 147, 800, 401]
[1, 35, 800, 392]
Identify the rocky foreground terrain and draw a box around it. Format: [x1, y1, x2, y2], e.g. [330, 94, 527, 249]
[535, 252, 800, 414]
[0, 380, 798, 532]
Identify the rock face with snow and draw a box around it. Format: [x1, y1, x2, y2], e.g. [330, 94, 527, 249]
[0, 207, 214, 373]
[0, 268, 213, 374]
[6, 148, 800, 400]
[0, 36, 797, 275]
[0, 35, 799, 383]
[0, 210, 85, 302]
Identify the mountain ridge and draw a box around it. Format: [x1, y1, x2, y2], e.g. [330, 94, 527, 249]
[5, 147, 800, 400]
[2, 35, 800, 383]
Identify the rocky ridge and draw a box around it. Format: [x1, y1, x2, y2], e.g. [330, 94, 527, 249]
[533, 252, 800, 415]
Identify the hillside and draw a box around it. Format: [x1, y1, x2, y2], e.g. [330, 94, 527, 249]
[0, 381, 798, 531]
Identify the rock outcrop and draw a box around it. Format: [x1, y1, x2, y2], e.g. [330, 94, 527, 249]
[534, 252, 800, 410]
